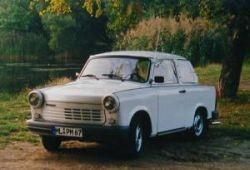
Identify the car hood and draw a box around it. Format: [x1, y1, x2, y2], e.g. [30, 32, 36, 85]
[40, 79, 147, 104]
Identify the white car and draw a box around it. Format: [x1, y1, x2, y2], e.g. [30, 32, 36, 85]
[27, 51, 219, 155]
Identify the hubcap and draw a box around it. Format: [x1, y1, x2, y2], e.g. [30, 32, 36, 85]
[194, 115, 204, 136]
[135, 126, 143, 152]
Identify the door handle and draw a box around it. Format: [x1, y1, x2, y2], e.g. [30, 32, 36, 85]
[179, 90, 186, 94]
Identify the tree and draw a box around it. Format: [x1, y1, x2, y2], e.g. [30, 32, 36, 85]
[39, 0, 182, 37]
[84, 0, 144, 38]
[83, 0, 182, 37]
[199, 0, 250, 98]
[31, 0, 112, 62]
[0, 0, 42, 33]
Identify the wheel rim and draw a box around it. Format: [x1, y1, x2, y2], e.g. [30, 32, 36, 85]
[193, 114, 204, 136]
[135, 125, 143, 152]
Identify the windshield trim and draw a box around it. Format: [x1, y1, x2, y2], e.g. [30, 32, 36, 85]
[79, 56, 152, 84]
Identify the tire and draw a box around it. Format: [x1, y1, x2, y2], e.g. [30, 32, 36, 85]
[192, 112, 208, 138]
[41, 136, 61, 152]
[128, 118, 145, 156]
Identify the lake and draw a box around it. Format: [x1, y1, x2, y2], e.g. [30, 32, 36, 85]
[0, 63, 82, 92]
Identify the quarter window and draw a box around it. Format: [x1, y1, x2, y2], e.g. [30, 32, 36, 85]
[176, 60, 198, 84]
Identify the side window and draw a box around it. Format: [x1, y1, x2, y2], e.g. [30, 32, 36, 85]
[176, 60, 198, 84]
[154, 60, 177, 84]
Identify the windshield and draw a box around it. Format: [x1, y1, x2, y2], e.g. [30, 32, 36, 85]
[80, 57, 151, 83]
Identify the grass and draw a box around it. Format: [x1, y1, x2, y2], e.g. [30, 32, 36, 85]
[0, 78, 71, 148]
[196, 61, 250, 90]
[0, 62, 249, 158]
[0, 91, 38, 148]
[196, 62, 250, 140]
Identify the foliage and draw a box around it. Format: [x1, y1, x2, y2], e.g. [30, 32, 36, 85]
[0, 0, 49, 62]
[199, 0, 250, 53]
[0, 0, 41, 32]
[104, 0, 143, 38]
[83, 0, 143, 37]
[0, 31, 49, 62]
[84, 0, 103, 17]
[0, 0, 113, 63]
[116, 15, 230, 66]
[83, 0, 187, 37]
[46, 0, 191, 38]
[43, 14, 77, 54]
[31, 0, 112, 63]
[30, 0, 72, 15]
[42, 0, 71, 14]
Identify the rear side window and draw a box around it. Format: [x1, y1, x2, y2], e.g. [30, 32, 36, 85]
[176, 60, 198, 84]
[153, 60, 178, 84]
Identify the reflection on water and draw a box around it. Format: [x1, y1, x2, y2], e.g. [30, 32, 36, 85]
[0, 63, 82, 92]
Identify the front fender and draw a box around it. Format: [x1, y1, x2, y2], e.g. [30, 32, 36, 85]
[128, 105, 151, 122]
[115, 88, 158, 136]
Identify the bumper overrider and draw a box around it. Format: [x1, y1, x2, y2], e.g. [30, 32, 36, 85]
[212, 110, 219, 120]
[26, 120, 130, 142]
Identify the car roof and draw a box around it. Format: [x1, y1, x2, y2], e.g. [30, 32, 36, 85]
[90, 51, 186, 60]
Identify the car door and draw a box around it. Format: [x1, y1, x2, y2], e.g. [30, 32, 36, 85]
[175, 60, 199, 127]
[152, 60, 186, 133]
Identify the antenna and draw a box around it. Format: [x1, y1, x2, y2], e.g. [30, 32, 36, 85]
[154, 27, 161, 59]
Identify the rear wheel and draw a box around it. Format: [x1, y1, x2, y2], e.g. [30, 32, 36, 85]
[41, 136, 61, 152]
[192, 112, 208, 138]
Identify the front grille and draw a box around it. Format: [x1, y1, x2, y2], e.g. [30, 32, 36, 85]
[42, 102, 105, 124]
[64, 108, 102, 122]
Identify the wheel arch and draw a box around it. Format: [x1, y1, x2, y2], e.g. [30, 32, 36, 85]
[195, 106, 208, 119]
[129, 110, 152, 138]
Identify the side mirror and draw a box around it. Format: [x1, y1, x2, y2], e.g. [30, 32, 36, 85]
[154, 76, 164, 83]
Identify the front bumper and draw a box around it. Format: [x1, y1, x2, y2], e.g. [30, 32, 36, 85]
[26, 120, 129, 142]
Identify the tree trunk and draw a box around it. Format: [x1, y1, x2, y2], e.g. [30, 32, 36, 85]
[218, 29, 246, 98]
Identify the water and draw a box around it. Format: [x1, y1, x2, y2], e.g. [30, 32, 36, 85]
[0, 63, 82, 92]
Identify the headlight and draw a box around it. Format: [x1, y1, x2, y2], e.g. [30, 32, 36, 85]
[103, 95, 119, 112]
[28, 91, 44, 108]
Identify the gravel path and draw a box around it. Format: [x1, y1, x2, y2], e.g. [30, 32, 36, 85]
[0, 139, 249, 170]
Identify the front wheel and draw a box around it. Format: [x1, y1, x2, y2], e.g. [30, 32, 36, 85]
[128, 119, 145, 156]
[41, 136, 61, 152]
[192, 113, 208, 138]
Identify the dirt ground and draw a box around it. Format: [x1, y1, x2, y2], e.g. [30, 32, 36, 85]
[0, 133, 250, 170]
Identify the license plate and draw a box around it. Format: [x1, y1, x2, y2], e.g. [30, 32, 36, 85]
[53, 127, 83, 138]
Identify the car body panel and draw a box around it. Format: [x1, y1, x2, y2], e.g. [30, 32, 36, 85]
[40, 79, 146, 104]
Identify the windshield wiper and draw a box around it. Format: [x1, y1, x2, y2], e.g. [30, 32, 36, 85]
[102, 74, 123, 81]
[81, 74, 99, 80]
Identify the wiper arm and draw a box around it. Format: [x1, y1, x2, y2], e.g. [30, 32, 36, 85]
[122, 73, 133, 81]
[102, 74, 123, 81]
[81, 74, 99, 80]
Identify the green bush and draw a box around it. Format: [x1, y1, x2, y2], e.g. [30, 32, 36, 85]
[115, 15, 230, 66]
[0, 31, 50, 62]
